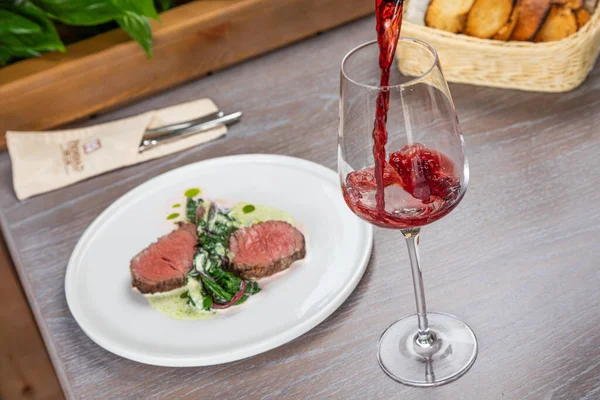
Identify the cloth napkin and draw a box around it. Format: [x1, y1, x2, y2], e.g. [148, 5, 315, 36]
[6, 98, 227, 200]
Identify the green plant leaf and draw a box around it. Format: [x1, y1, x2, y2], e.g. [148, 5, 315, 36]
[0, 46, 40, 59]
[32, 0, 124, 26]
[113, 0, 159, 20]
[0, 53, 12, 67]
[0, 9, 42, 34]
[157, 0, 175, 12]
[116, 12, 152, 58]
[0, 1, 65, 56]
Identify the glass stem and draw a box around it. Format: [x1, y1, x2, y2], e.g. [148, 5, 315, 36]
[402, 228, 434, 347]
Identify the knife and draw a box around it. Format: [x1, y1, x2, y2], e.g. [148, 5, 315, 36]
[138, 111, 242, 153]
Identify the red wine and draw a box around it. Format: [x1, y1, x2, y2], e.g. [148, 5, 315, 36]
[343, 143, 461, 229]
[389, 143, 460, 204]
[373, 0, 404, 211]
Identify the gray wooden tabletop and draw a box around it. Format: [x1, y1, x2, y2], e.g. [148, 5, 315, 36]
[1, 16, 599, 400]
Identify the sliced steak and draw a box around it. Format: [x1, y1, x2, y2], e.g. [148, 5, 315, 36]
[130, 222, 197, 294]
[229, 221, 306, 279]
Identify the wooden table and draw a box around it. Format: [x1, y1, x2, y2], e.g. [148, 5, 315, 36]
[0, 237, 63, 400]
[1, 16, 599, 400]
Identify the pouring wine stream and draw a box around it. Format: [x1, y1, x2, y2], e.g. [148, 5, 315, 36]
[373, 0, 404, 212]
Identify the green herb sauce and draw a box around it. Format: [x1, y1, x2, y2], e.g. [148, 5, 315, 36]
[172, 204, 181, 208]
[242, 204, 256, 214]
[184, 188, 201, 198]
[166, 213, 180, 220]
[230, 202, 295, 227]
[145, 287, 215, 320]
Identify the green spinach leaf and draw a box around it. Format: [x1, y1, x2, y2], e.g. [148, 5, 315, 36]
[199, 275, 232, 303]
[186, 197, 199, 223]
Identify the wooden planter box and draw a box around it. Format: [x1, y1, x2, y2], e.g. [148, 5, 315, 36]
[0, 0, 372, 150]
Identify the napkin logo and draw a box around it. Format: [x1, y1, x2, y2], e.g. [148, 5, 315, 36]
[60, 140, 84, 174]
[83, 138, 102, 154]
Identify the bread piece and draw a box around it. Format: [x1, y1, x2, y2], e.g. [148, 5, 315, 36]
[551, 0, 583, 8]
[404, 0, 432, 25]
[425, 0, 476, 33]
[465, 0, 515, 38]
[534, 5, 578, 41]
[493, 5, 520, 40]
[583, 0, 598, 12]
[576, 8, 592, 27]
[510, 0, 552, 40]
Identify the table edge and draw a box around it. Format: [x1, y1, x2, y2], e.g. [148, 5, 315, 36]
[0, 208, 74, 400]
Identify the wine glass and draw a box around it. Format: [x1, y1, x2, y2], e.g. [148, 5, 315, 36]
[338, 38, 477, 387]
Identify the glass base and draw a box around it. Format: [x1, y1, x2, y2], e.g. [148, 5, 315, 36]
[377, 312, 477, 387]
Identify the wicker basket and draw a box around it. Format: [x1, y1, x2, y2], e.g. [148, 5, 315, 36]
[400, 5, 600, 92]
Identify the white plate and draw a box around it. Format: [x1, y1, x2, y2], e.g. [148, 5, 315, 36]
[65, 154, 372, 367]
